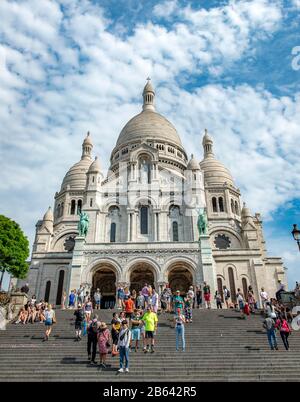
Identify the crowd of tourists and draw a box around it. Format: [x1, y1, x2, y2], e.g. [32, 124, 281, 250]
[69, 283, 199, 372]
[13, 279, 300, 365]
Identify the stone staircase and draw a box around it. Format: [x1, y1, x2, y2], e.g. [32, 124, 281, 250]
[0, 308, 300, 382]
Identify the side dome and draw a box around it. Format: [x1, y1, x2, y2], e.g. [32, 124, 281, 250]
[61, 158, 92, 191]
[116, 110, 183, 148]
[60, 133, 93, 191]
[187, 154, 200, 170]
[200, 130, 234, 186]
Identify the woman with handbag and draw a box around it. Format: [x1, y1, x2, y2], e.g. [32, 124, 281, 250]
[43, 304, 56, 341]
[275, 315, 292, 350]
[97, 322, 111, 368]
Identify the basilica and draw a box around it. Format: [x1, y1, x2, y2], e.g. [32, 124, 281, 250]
[24, 80, 287, 308]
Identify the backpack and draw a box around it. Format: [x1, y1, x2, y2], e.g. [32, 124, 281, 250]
[76, 309, 85, 322]
[226, 289, 230, 298]
[90, 321, 98, 334]
[280, 320, 290, 333]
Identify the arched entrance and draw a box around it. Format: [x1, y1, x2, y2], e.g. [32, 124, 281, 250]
[129, 263, 156, 292]
[92, 267, 116, 309]
[168, 263, 194, 295]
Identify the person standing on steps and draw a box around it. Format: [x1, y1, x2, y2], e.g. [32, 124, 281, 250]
[130, 309, 142, 352]
[174, 308, 186, 351]
[173, 290, 184, 314]
[236, 289, 246, 319]
[43, 304, 56, 341]
[111, 312, 121, 357]
[94, 288, 101, 310]
[214, 291, 223, 309]
[61, 290, 67, 310]
[136, 291, 145, 310]
[196, 286, 202, 309]
[117, 284, 125, 310]
[275, 315, 292, 351]
[141, 283, 150, 309]
[74, 303, 85, 341]
[97, 322, 111, 368]
[87, 315, 99, 365]
[260, 287, 269, 310]
[141, 305, 158, 353]
[223, 286, 230, 309]
[118, 320, 131, 373]
[184, 295, 193, 323]
[77, 284, 84, 306]
[69, 290, 76, 309]
[247, 288, 256, 313]
[84, 297, 93, 322]
[203, 282, 211, 309]
[150, 288, 159, 314]
[263, 314, 278, 350]
[124, 295, 135, 320]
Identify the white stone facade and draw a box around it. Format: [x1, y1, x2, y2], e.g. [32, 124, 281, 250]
[22, 80, 286, 307]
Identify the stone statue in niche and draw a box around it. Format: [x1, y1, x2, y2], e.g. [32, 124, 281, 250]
[140, 159, 150, 184]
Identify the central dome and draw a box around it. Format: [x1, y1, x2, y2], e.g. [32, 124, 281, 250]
[116, 109, 183, 148]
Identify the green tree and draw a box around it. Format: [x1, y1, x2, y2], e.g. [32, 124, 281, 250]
[0, 215, 30, 290]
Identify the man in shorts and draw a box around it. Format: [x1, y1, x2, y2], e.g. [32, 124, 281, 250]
[130, 309, 141, 352]
[141, 306, 158, 353]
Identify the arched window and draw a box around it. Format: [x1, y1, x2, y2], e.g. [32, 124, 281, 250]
[228, 267, 236, 303]
[212, 197, 218, 212]
[57, 204, 61, 218]
[231, 199, 235, 213]
[77, 199, 82, 214]
[140, 206, 148, 234]
[110, 222, 116, 243]
[56, 270, 65, 305]
[217, 277, 224, 302]
[219, 197, 224, 212]
[70, 200, 76, 215]
[173, 221, 179, 241]
[235, 201, 239, 215]
[45, 281, 51, 303]
[60, 202, 64, 217]
[90, 198, 93, 207]
[242, 278, 248, 300]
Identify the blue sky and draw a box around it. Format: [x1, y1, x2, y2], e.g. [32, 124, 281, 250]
[0, 0, 299, 290]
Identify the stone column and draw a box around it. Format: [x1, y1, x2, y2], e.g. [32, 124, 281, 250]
[127, 212, 131, 241]
[69, 236, 85, 292]
[132, 211, 137, 241]
[224, 188, 232, 217]
[159, 211, 168, 241]
[199, 235, 217, 308]
[153, 211, 157, 241]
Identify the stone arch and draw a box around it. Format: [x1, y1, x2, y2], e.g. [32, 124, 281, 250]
[82, 258, 122, 285]
[164, 258, 196, 295]
[84, 259, 121, 309]
[130, 147, 158, 163]
[102, 200, 120, 214]
[134, 195, 158, 210]
[124, 258, 161, 293]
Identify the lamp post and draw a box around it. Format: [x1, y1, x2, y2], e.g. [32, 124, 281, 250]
[291, 224, 300, 251]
